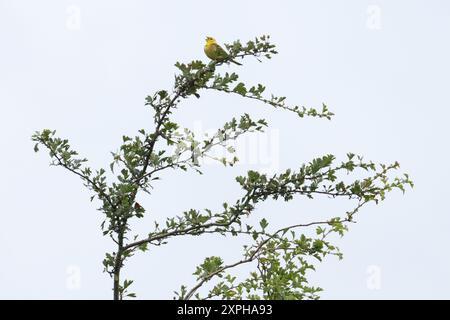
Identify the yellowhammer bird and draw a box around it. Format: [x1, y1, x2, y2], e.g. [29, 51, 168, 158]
[204, 36, 242, 65]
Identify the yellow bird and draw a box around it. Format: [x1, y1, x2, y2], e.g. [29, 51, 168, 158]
[204, 36, 242, 65]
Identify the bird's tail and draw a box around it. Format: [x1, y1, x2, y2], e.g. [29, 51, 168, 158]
[230, 59, 242, 66]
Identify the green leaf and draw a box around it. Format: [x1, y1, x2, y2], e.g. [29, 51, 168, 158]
[233, 82, 247, 95]
[259, 218, 268, 230]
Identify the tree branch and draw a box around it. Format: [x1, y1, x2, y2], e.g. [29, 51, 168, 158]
[183, 217, 354, 300]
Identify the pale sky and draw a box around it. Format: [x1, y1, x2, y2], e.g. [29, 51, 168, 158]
[1, 0, 449, 299]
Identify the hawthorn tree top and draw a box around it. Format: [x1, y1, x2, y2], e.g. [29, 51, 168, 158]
[32, 35, 412, 300]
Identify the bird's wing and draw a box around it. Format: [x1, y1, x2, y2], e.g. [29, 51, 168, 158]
[212, 44, 230, 60]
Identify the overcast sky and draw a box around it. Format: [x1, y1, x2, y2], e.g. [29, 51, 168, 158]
[1, 0, 449, 299]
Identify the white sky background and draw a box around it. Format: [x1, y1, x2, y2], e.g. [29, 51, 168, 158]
[0, 0, 449, 299]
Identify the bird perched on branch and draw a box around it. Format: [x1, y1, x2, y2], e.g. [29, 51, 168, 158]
[204, 36, 242, 65]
